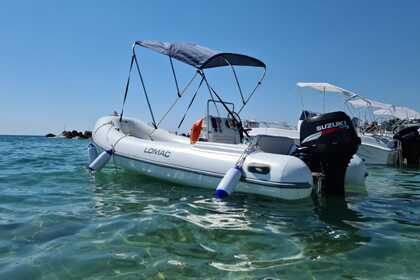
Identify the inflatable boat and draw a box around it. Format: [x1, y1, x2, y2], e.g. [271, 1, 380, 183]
[92, 115, 314, 200]
[89, 40, 366, 200]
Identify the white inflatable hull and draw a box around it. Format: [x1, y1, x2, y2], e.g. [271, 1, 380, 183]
[92, 116, 314, 200]
[112, 154, 310, 199]
[357, 143, 395, 165]
[357, 135, 396, 165]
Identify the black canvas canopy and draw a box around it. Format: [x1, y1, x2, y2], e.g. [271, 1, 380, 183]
[135, 40, 266, 70]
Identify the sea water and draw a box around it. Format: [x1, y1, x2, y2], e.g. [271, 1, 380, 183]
[1, 135, 420, 279]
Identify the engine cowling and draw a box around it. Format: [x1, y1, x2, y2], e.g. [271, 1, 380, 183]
[294, 111, 361, 195]
[394, 125, 420, 166]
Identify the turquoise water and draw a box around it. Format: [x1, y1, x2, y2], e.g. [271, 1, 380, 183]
[1, 136, 420, 279]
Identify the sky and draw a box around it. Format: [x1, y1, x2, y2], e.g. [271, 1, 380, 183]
[0, 0, 419, 135]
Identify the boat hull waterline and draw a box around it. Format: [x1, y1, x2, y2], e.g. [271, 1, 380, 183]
[357, 142, 395, 165]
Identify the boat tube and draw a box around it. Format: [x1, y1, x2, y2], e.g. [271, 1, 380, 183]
[92, 116, 313, 200]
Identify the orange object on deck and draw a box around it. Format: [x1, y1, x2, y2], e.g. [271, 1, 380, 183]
[190, 118, 204, 144]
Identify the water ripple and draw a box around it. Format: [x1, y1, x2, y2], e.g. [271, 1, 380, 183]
[1, 136, 420, 279]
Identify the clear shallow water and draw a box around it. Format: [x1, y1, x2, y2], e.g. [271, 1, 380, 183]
[1, 136, 420, 279]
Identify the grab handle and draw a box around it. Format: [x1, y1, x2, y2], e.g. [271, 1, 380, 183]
[247, 163, 270, 175]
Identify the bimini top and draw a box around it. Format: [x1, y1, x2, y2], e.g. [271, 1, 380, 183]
[296, 82, 357, 96]
[135, 40, 266, 70]
[347, 97, 392, 110]
[296, 82, 420, 119]
[297, 81, 378, 108]
[374, 106, 420, 120]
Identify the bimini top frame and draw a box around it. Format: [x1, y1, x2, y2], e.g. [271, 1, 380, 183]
[296, 82, 396, 112]
[119, 40, 266, 135]
[296, 82, 420, 134]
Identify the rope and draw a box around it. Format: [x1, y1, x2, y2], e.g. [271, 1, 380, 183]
[112, 134, 129, 152]
[155, 71, 199, 127]
[177, 77, 204, 130]
[238, 81, 262, 114]
[235, 139, 258, 168]
[238, 68, 266, 114]
[92, 121, 113, 136]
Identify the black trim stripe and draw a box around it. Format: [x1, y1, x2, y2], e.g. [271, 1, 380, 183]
[112, 152, 312, 190]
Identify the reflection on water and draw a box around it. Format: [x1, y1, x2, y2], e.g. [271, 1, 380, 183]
[1, 136, 420, 279]
[89, 170, 374, 276]
[307, 195, 371, 258]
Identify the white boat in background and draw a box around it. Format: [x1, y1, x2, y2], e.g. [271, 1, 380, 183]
[248, 119, 396, 166]
[344, 85, 420, 166]
[296, 82, 398, 166]
[372, 109, 420, 166]
[89, 40, 366, 200]
[357, 134, 396, 165]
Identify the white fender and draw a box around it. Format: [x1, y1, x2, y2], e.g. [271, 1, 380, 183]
[88, 143, 98, 164]
[215, 165, 243, 198]
[88, 149, 113, 172]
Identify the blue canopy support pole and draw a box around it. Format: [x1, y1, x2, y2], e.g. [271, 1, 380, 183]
[238, 67, 266, 114]
[201, 72, 248, 141]
[133, 52, 157, 129]
[169, 57, 181, 97]
[222, 58, 245, 105]
[155, 71, 199, 128]
[232, 66, 245, 105]
[176, 76, 205, 131]
[119, 54, 136, 122]
[202, 72, 221, 117]
[202, 74, 237, 123]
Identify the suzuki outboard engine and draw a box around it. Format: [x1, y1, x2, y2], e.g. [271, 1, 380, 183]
[294, 111, 361, 195]
[394, 125, 420, 166]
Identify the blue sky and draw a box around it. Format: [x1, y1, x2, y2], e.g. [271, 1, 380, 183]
[0, 0, 419, 135]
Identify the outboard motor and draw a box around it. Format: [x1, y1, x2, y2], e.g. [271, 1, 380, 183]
[293, 111, 361, 195]
[393, 125, 420, 166]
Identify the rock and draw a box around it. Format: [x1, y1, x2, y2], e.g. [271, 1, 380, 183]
[83, 131, 92, 138]
[71, 130, 79, 138]
[62, 130, 76, 138]
[59, 130, 92, 139]
[45, 133, 56, 138]
[62, 130, 72, 138]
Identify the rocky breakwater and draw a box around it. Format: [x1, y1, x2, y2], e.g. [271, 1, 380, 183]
[46, 130, 92, 139]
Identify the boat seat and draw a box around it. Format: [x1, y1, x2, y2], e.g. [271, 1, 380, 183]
[255, 135, 296, 155]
